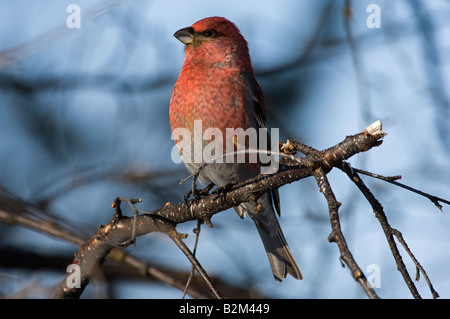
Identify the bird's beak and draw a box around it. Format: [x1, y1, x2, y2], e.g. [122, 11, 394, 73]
[173, 27, 195, 45]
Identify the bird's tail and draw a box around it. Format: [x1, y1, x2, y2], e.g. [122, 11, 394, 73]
[237, 194, 302, 282]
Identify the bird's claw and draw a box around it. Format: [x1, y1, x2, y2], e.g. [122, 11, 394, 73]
[184, 182, 215, 207]
[212, 182, 237, 200]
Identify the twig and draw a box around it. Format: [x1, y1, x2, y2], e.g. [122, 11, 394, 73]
[43, 120, 445, 298]
[51, 213, 176, 299]
[182, 220, 202, 299]
[112, 197, 143, 247]
[314, 167, 379, 299]
[0, 187, 256, 299]
[391, 229, 439, 299]
[353, 168, 449, 211]
[338, 161, 423, 299]
[169, 229, 222, 299]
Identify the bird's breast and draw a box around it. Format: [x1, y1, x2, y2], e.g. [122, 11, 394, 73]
[170, 65, 250, 135]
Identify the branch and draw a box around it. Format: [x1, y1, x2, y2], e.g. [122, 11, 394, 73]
[314, 167, 379, 298]
[50, 121, 388, 298]
[0, 188, 266, 299]
[43, 120, 448, 298]
[50, 213, 174, 299]
[338, 161, 440, 299]
[351, 168, 450, 211]
[338, 161, 421, 298]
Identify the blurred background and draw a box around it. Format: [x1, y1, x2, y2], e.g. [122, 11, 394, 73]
[0, 0, 449, 299]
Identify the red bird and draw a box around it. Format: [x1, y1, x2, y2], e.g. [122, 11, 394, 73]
[170, 17, 302, 282]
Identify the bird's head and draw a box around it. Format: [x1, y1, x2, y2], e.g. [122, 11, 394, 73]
[173, 17, 252, 71]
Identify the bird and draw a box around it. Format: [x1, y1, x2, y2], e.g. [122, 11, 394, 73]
[169, 16, 302, 282]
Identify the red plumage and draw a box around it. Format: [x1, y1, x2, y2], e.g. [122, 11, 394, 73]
[170, 17, 302, 282]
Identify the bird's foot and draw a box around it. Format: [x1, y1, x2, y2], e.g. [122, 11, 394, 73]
[184, 182, 215, 206]
[212, 182, 237, 200]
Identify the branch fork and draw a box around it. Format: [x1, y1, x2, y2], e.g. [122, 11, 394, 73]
[51, 121, 444, 299]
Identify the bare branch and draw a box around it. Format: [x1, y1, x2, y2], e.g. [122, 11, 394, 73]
[7, 120, 444, 299]
[391, 229, 439, 299]
[352, 168, 449, 211]
[338, 161, 423, 298]
[313, 167, 379, 299]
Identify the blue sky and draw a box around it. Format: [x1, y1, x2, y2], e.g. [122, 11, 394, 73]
[1, 0, 449, 299]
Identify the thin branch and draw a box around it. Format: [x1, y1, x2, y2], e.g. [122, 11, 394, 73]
[0, 198, 216, 298]
[49, 121, 387, 298]
[51, 213, 175, 299]
[169, 228, 222, 299]
[353, 168, 449, 211]
[338, 161, 423, 299]
[391, 228, 439, 299]
[313, 167, 379, 299]
[7, 120, 443, 299]
[182, 220, 202, 299]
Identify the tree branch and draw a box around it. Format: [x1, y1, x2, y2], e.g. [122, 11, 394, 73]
[17, 119, 442, 298]
[50, 120, 392, 298]
[313, 166, 379, 298]
[351, 168, 450, 211]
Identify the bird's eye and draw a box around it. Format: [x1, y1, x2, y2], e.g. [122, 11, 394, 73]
[203, 30, 214, 37]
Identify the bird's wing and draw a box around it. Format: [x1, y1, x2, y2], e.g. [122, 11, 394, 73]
[240, 71, 281, 216]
